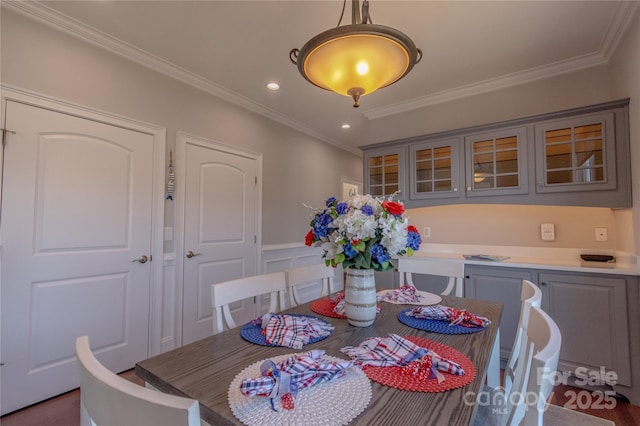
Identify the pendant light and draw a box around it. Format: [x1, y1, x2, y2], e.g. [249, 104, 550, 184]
[290, 0, 422, 107]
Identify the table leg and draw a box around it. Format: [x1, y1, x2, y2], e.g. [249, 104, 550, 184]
[486, 328, 501, 388]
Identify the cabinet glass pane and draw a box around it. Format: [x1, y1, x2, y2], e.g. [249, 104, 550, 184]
[543, 122, 605, 185]
[369, 185, 383, 196]
[368, 153, 400, 196]
[414, 145, 453, 195]
[416, 182, 433, 193]
[472, 134, 520, 190]
[434, 181, 452, 192]
[369, 166, 383, 185]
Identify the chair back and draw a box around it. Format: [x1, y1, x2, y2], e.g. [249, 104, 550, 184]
[285, 263, 334, 307]
[506, 306, 561, 426]
[504, 280, 543, 395]
[397, 257, 465, 296]
[75, 336, 200, 426]
[210, 271, 286, 334]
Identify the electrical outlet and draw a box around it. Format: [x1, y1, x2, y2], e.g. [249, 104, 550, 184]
[595, 227, 608, 242]
[423, 227, 431, 238]
[541, 223, 555, 241]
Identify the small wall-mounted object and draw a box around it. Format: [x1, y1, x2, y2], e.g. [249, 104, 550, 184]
[541, 223, 555, 241]
[595, 227, 608, 242]
[166, 150, 175, 200]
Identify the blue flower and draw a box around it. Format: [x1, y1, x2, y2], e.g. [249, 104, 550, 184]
[312, 212, 333, 238]
[370, 243, 391, 264]
[343, 242, 356, 258]
[361, 205, 374, 216]
[336, 202, 349, 215]
[406, 231, 422, 251]
[325, 197, 337, 208]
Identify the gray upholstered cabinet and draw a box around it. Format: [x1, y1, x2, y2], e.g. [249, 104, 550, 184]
[464, 265, 533, 360]
[362, 99, 631, 208]
[538, 272, 632, 387]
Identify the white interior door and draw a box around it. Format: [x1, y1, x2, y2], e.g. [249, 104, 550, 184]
[0, 100, 155, 414]
[179, 134, 260, 345]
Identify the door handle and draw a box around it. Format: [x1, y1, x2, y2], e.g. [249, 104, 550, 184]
[186, 250, 202, 258]
[132, 255, 148, 264]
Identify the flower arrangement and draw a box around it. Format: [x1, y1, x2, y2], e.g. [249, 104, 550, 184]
[304, 194, 422, 271]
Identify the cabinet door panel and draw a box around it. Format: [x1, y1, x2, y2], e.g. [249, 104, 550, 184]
[464, 267, 532, 360]
[539, 273, 630, 386]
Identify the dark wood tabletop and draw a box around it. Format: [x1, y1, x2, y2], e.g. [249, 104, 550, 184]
[136, 295, 502, 426]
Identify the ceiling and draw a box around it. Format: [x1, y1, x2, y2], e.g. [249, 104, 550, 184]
[6, 1, 639, 154]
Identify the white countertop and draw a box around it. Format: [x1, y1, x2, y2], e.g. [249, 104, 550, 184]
[408, 244, 640, 276]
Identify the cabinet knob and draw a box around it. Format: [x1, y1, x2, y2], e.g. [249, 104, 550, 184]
[540, 282, 547, 286]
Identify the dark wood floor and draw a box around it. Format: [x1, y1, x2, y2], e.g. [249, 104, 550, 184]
[2, 369, 640, 425]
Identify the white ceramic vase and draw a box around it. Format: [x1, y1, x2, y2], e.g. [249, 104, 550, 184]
[344, 268, 377, 327]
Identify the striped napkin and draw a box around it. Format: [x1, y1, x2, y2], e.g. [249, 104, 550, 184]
[376, 285, 425, 304]
[407, 305, 491, 328]
[239, 350, 353, 411]
[340, 333, 464, 382]
[261, 313, 334, 349]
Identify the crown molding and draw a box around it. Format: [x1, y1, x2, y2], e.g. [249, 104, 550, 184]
[364, 2, 637, 121]
[600, 1, 640, 60]
[362, 52, 608, 120]
[2, 0, 364, 156]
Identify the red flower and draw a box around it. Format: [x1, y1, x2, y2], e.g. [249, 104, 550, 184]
[408, 225, 419, 234]
[305, 229, 314, 246]
[382, 200, 405, 216]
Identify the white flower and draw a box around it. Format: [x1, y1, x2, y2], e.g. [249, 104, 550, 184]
[379, 216, 408, 254]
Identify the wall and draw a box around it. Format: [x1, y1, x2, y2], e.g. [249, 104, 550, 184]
[610, 9, 640, 256]
[406, 204, 619, 250]
[0, 9, 362, 248]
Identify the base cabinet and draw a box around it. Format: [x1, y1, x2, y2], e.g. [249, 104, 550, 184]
[539, 272, 631, 387]
[465, 264, 636, 401]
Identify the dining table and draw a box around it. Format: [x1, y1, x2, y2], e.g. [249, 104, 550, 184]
[136, 293, 502, 426]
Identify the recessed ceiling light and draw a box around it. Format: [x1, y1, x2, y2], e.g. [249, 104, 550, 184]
[341, 124, 351, 129]
[266, 82, 280, 91]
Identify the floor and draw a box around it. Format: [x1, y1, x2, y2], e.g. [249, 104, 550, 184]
[2, 369, 640, 426]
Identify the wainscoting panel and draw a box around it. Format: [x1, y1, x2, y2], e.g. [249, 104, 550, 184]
[262, 244, 344, 308]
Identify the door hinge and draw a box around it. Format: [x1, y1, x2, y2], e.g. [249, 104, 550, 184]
[255, 176, 257, 185]
[1, 128, 16, 147]
[254, 235, 257, 244]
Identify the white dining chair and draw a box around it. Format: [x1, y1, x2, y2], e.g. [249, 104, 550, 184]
[397, 257, 465, 297]
[75, 335, 200, 426]
[210, 271, 286, 334]
[474, 305, 561, 426]
[503, 279, 542, 396]
[285, 263, 335, 307]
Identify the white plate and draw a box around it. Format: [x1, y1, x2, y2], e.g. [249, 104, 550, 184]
[376, 289, 442, 306]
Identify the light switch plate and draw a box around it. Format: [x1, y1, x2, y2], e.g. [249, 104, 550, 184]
[541, 223, 555, 241]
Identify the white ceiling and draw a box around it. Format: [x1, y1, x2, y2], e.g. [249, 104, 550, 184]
[7, 1, 639, 154]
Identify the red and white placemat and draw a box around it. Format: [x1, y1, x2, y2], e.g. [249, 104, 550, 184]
[310, 297, 347, 319]
[362, 336, 476, 392]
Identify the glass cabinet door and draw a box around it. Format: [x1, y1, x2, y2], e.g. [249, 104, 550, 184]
[464, 127, 528, 197]
[364, 147, 406, 199]
[410, 138, 461, 200]
[535, 112, 616, 193]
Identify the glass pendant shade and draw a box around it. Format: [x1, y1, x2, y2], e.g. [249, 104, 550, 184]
[290, 3, 421, 107]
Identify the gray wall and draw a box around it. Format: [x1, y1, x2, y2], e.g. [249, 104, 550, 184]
[0, 9, 362, 247]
